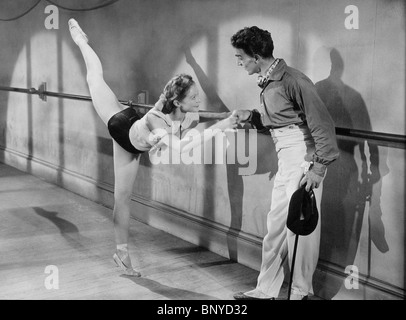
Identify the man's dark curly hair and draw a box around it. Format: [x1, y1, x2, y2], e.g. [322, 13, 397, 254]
[230, 26, 274, 58]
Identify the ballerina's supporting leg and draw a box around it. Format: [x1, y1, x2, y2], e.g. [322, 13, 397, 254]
[111, 140, 141, 277]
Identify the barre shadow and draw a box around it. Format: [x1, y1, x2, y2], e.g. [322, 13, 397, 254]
[120, 275, 220, 300]
[314, 48, 389, 299]
[33, 207, 106, 261]
[164, 245, 237, 268]
[34, 207, 79, 234]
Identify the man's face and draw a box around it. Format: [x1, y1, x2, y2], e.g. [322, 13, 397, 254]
[234, 48, 258, 75]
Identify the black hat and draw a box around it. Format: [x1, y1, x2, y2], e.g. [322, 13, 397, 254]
[287, 185, 319, 236]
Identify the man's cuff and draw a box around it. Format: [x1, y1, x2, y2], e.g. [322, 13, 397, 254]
[249, 109, 265, 129]
[245, 110, 254, 122]
[310, 162, 327, 177]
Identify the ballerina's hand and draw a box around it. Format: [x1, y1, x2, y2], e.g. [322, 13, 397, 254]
[233, 110, 251, 124]
[221, 111, 239, 132]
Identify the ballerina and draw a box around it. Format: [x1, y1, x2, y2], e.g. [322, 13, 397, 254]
[68, 18, 238, 276]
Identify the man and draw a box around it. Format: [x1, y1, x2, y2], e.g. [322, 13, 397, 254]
[231, 26, 339, 300]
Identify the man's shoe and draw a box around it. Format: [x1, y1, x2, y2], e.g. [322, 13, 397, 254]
[233, 292, 275, 300]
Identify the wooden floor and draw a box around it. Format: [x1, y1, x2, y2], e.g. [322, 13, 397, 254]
[0, 162, 258, 300]
[0, 162, 311, 301]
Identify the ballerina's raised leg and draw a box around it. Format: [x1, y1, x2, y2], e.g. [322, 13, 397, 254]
[69, 18, 141, 277]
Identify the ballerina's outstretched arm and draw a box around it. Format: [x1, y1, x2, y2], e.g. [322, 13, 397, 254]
[149, 111, 239, 155]
[198, 110, 231, 123]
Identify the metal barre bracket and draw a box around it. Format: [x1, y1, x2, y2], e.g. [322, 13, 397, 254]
[38, 82, 47, 102]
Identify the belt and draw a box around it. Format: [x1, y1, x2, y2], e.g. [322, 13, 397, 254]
[269, 123, 301, 133]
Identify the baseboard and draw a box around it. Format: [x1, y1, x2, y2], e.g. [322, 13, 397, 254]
[0, 146, 116, 207]
[1, 146, 404, 300]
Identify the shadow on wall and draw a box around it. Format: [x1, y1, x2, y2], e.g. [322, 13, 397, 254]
[182, 32, 278, 262]
[314, 48, 390, 299]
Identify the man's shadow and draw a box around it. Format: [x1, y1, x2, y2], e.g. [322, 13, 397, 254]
[314, 48, 389, 299]
[182, 36, 277, 262]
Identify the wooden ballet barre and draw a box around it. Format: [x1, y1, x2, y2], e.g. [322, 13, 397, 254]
[0, 83, 230, 117]
[0, 83, 224, 113]
[335, 127, 406, 145]
[0, 83, 405, 147]
[0, 83, 152, 110]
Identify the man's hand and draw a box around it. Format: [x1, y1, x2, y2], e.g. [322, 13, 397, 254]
[299, 170, 323, 192]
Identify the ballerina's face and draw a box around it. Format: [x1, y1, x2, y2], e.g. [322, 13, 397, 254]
[176, 84, 201, 113]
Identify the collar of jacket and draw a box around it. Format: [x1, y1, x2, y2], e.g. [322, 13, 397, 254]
[258, 59, 287, 89]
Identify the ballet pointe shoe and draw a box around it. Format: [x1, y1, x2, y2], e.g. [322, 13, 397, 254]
[113, 250, 141, 277]
[68, 18, 88, 45]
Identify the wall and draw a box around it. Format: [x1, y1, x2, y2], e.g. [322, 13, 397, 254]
[0, 0, 404, 299]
